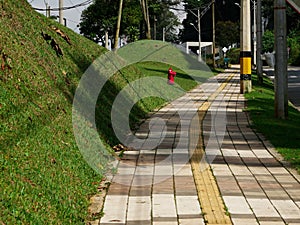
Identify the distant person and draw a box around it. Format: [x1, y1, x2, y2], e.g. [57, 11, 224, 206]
[224, 56, 229, 69]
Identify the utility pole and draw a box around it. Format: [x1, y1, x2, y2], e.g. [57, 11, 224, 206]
[59, 0, 63, 25]
[274, 0, 288, 119]
[212, 0, 216, 68]
[240, 0, 252, 93]
[256, 0, 263, 84]
[114, 0, 123, 50]
[253, 0, 257, 66]
[154, 15, 157, 40]
[46, 3, 50, 18]
[197, 8, 202, 62]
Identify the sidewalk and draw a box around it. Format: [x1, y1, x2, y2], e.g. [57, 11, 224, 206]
[98, 70, 300, 225]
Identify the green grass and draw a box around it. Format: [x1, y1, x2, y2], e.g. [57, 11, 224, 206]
[0, 1, 207, 224]
[0, 1, 106, 224]
[95, 61, 199, 146]
[245, 74, 300, 173]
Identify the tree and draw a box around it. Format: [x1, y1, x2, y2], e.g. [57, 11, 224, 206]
[215, 21, 239, 48]
[79, 0, 118, 45]
[79, 0, 180, 45]
[140, 0, 151, 39]
[262, 30, 274, 53]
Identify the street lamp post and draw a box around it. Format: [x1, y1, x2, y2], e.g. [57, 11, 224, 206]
[253, 0, 257, 66]
[197, 8, 202, 62]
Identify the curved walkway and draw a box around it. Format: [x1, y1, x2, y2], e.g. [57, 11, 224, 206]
[99, 70, 300, 225]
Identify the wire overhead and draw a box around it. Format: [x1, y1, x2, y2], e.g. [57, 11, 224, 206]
[32, 0, 93, 11]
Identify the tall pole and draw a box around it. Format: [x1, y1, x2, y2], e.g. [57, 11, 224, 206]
[114, 0, 123, 50]
[197, 8, 202, 62]
[256, 0, 263, 84]
[253, 0, 257, 66]
[240, 0, 252, 93]
[154, 15, 157, 40]
[212, 0, 216, 68]
[59, 0, 63, 25]
[274, 0, 288, 119]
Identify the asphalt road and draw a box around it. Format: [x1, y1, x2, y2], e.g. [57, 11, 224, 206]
[263, 66, 300, 111]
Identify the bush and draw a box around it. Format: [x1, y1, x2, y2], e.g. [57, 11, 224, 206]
[262, 30, 274, 53]
[226, 48, 240, 64]
[288, 30, 300, 66]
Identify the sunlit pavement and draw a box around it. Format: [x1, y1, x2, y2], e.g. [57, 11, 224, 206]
[99, 70, 300, 225]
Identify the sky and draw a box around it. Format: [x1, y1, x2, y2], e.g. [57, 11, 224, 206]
[27, 0, 93, 33]
[28, 0, 186, 35]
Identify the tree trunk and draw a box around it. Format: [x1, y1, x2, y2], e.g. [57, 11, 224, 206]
[140, 0, 151, 39]
[114, 0, 123, 49]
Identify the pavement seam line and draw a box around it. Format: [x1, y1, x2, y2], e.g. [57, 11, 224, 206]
[189, 73, 235, 225]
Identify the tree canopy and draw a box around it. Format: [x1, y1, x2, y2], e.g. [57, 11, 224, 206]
[79, 0, 180, 46]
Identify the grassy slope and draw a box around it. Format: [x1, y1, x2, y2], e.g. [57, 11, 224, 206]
[0, 2, 202, 224]
[245, 74, 300, 173]
[0, 1, 106, 224]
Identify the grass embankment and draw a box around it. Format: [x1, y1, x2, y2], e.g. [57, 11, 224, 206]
[0, 1, 201, 224]
[245, 74, 300, 173]
[0, 1, 106, 224]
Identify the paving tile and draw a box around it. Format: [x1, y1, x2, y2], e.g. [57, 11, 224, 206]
[153, 222, 178, 225]
[129, 185, 151, 196]
[127, 196, 151, 221]
[271, 199, 300, 220]
[174, 176, 197, 196]
[173, 165, 192, 176]
[101, 72, 300, 225]
[247, 198, 280, 218]
[100, 195, 128, 224]
[228, 164, 252, 176]
[154, 164, 173, 176]
[178, 218, 205, 225]
[107, 182, 131, 195]
[176, 195, 202, 216]
[216, 176, 242, 196]
[248, 166, 270, 175]
[223, 196, 253, 215]
[135, 165, 154, 176]
[231, 218, 259, 225]
[259, 222, 286, 225]
[131, 175, 153, 186]
[112, 175, 134, 186]
[152, 194, 177, 218]
[153, 176, 174, 194]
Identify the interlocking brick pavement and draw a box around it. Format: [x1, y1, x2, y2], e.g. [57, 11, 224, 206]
[99, 70, 300, 225]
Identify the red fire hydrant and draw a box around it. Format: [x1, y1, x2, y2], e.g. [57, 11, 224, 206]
[168, 67, 176, 85]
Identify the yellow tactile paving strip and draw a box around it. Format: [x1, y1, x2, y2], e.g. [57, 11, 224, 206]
[189, 73, 234, 225]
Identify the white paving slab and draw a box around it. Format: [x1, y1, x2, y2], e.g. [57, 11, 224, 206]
[100, 195, 128, 224]
[127, 196, 151, 221]
[176, 195, 202, 216]
[271, 199, 300, 219]
[247, 198, 280, 218]
[223, 196, 253, 215]
[152, 194, 177, 218]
